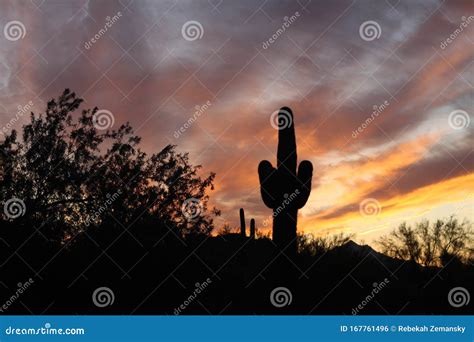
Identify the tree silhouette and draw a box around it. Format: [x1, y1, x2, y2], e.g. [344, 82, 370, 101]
[376, 216, 473, 266]
[0, 89, 219, 242]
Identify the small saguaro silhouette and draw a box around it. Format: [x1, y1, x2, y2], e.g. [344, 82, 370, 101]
[239, 208, 256, 239]
[258, 107, 313, 253]
[239, 208, 246, 237]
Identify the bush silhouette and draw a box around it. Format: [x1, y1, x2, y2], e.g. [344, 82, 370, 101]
[0, 89, 219, 242]
[376, 216, 473, 266]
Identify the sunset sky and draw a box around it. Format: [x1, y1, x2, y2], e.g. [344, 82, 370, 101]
[0, 0, 472, 243]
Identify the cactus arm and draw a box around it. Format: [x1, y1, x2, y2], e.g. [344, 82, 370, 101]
[258, 160, 277, 208]
[296, 160, 313, 208]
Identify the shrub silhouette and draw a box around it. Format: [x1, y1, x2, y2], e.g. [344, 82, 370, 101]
[258, 107, 313, 253]
[0, 89, 219, 242]
[376, 216, 473, 266]
[297, 232, 353, 257]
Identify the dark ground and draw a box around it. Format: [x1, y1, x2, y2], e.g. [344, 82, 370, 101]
[1, 222, 472, 315]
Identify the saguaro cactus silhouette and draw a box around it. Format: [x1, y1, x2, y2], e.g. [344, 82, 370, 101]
[239, 208, 246, 237]
[250, 218, 256, 239]
[258, 107, 313, 252]
[239, 208, 256, 239]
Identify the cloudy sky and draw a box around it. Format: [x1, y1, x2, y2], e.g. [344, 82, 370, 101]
[0, 0, 472, 242]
